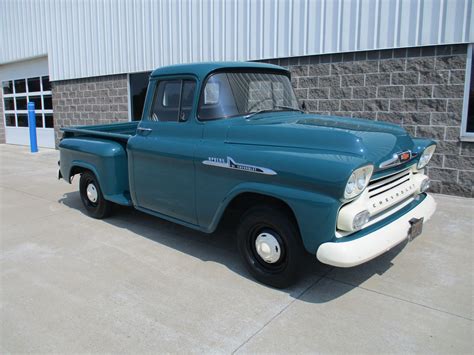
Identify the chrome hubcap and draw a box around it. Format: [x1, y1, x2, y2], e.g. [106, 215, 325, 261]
[86, 183, 98, 203]
[255, 232, 281, 264]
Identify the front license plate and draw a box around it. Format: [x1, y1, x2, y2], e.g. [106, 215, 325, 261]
[408, 217, 424, 241]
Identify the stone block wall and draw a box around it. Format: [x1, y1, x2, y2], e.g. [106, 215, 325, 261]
[261, 44, 473, 197]
[52, 74, 129, 145]
[49, 46, 473, 196]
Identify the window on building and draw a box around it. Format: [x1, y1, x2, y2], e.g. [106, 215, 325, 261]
[29, 96, 42, 110]
[15, 97, 27, 110]
[462, 44, 474, 140]
[14, 79, 26, 93]
[4, 97, 14, 110]
[5, 114, 15, 126]
[43, 95, 52, 110]
[44, 114, 54, 128]
[27, 77, 41, 92]
[35, 115, 43, 128]
[129, 71, 152, 121]
[17, 114, 28, 127]
[2, 75, 54, 129]
[2, 81, 13, 94]
[42, 76, 51, 91]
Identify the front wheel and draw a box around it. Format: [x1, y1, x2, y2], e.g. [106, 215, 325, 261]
[237, 205, 304, 288]
[79, 171, 112, 219]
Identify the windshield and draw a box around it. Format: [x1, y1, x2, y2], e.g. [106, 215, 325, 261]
[198, 71, 299, 121]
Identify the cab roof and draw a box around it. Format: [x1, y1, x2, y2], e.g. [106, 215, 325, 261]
[150, 61, 289, 80]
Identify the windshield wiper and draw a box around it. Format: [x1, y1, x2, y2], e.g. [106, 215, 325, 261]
[244, 109, 275, 120]
[273, 105, 304, 113]
[244, 106, 304, 120]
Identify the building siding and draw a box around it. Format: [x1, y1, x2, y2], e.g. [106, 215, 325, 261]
[1, 0, 472, 81]
[0, 90, 4, 144]
[259, 44, 473, 197]
[52, 74, 129, 145]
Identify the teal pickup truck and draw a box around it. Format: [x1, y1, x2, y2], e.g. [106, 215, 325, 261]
[59, 62, 437, 288]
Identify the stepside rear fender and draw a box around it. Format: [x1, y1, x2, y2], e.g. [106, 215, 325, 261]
[59, 137, 131, 206]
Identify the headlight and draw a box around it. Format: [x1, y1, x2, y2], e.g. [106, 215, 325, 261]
[344, 165, 374, 199]
[346, 173, 356, 195]
[356, 173, 367, 190]
[417, 145, 436, 169]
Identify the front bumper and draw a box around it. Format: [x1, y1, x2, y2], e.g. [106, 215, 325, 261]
[316, 193, 436, 267]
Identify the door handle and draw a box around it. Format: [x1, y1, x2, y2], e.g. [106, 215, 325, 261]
[137, 127, 153, 135]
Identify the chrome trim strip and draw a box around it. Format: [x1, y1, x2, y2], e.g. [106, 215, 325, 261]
[369, 169, 410, 190]
[379, 154, 399, 169]
[202, 156, 277, 175]
[379, 150, 412, 169]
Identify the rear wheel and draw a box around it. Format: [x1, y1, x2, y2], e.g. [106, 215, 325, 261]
[79, 171, 112, 219]
[237, 205, 304, 288]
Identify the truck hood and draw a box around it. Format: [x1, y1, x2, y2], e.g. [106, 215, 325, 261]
[226, 113, 416, 169]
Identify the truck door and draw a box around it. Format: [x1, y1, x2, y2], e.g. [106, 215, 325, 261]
[128, 77, 201, 225]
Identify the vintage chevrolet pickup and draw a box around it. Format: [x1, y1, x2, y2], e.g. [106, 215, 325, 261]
[58, 62, 437, 288]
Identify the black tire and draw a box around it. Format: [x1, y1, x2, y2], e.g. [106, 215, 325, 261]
[237, 205, 304, 288]
[79, 171, 112, 219]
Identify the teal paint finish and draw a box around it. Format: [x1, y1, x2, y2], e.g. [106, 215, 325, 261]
[192, 113, 434, 253]
[62, 121, 139, 141]
[59, 137, 131, 206]
[150, 62, 288, 81]
[193, 116, 360, 253]
[128, 74, 202, 224]
[225, 112, 430, 172]
[58, 62, 437, 256]
[128, 119, 202, 224]
[202, 181, 340, 253]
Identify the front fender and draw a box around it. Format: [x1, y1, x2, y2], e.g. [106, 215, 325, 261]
[208, 182, 340, 254]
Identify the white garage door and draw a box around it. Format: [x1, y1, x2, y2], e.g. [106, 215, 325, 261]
[1, 57, 55, 149]
[2, 76, 55, 148]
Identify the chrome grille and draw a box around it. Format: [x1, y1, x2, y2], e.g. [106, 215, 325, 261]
[336, 165, 423, 238]
[368, 168, 411, 198]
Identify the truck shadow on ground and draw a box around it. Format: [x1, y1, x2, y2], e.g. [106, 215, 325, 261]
[59, 191, 408, 303]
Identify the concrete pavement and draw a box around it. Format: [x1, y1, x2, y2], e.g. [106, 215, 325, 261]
[0, 144, 472, 353]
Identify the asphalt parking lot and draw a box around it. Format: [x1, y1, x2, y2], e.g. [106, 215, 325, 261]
[0, 144, 472, 353]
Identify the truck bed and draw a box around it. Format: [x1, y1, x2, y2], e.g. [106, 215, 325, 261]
[61, 121, 139, 142]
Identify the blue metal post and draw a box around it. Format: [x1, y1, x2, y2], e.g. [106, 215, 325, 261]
[28, 102, 38, 153]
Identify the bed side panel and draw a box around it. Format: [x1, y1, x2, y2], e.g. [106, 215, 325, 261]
[59, 137, 131, 205]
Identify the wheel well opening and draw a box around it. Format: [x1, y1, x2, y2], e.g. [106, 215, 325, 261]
[219, 192, 300, 232]
[69, 166, 92, 182]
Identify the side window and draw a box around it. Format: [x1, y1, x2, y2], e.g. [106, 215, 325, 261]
[180, 81, 196, 121]
[150, 79, 196, 122]
[152, 80, 180, 122]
